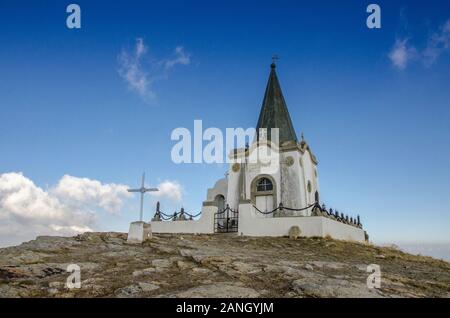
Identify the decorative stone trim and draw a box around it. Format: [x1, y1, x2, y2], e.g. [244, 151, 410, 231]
[228, 141, 318, 165]
[285, 156, 294, 166]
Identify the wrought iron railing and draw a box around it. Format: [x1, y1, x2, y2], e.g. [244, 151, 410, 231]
[151, 200, 363, 229]
[152, 203, 201, 221]
[252, 202, 363, 228]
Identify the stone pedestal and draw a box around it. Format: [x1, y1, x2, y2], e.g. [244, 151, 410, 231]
[127, 221, 152, 243]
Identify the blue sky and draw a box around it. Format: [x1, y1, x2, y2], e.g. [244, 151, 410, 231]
[0, 1, 449, 255]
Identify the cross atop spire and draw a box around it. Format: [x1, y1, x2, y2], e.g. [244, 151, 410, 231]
[271, 54, 279, 66]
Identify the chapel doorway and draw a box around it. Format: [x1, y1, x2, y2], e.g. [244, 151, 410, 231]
[251, 176, 276, 214]
[255, 194, 274, 213]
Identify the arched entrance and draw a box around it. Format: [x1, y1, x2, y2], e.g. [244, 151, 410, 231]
[251, 175, 277, 213]
[214, 194, 225, 212]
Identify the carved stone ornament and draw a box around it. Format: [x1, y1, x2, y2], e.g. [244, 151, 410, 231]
[285, 156, 294, 166]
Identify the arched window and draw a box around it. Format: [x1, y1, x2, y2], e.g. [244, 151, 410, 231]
[215, 194, 225, 211]
[256, 178, 273, 192]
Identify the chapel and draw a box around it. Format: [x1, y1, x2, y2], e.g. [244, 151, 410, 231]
[149, 62, 365, 242]
[205, 62, 319, 216]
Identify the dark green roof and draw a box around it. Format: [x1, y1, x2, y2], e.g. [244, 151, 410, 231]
[256, 63, 298, 144]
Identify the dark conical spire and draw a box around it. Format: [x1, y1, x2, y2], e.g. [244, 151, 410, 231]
[256, 63, 298, 144]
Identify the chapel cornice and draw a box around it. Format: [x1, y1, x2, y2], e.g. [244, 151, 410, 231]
[228, 140, 318, 165]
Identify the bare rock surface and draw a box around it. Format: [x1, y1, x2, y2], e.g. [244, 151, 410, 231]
[166, 282, 260, 298]
[0, 232, 449, 298]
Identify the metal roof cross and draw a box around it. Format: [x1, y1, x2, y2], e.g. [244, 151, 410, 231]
[272, 54, 279, 64]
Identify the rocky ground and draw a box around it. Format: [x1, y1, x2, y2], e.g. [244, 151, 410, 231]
[0, 232, 449, 298]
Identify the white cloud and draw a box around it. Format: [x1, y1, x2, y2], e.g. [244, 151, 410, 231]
[135, 38, 146, 58]
[118, 38, 191, 103]
[388, 38, 417, 70]
[151, 180, 183, 203]
[164, 46, 191, 70]
[389, 19, 450, 70]
[0, 172, 186, 247]
[0, 172, 68, 222]
[0, 172, 131, 247]
[52, 175, 131, 214]
[423, 19, 450, 66]
[118, 38, 154, 101]
[49, 224, 93, 233]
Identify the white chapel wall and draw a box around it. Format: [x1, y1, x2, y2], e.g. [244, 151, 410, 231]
[280, 150, 303, 211]
[297, 153, 308, 210]
[301, 150, 318, 206]
[238, 202, 365, 242]
[226, 162, 241, 210]
[151, 205, 216, 234]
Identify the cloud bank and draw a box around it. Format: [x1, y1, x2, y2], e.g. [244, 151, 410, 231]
[0, 172, 131, 247]
[52, 175, 130, 214]
[0, 173, 185, 247]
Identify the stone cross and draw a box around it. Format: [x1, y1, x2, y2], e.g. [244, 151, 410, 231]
[127, 173, 159, 222]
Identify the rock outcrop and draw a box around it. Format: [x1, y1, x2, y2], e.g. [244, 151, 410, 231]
[0, 232, 449, 298]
